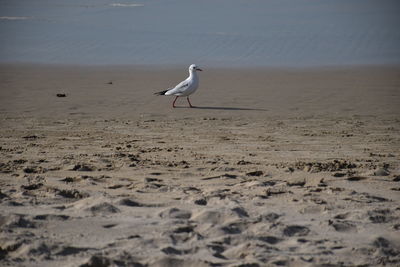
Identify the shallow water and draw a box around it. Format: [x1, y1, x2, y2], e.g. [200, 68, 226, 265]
[0, 0, 399, 67]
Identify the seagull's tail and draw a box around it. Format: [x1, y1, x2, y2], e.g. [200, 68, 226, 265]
[154, 89, 169, 95]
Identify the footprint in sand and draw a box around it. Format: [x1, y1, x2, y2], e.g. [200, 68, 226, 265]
[231, 207, 249, 218]
[159, 208, 192, 219]
[161, 246, 192, 255]
[150, 257, 208, 267]
[80, 255, 112, 267]
[329, 220, 357, 232]
[56, 189, 89, 199]
[372, 237, 400, 257]
[194, 198, 207, 206]
[117, 198, 144, 207]
[85, 202, 120, 215]
[33, 214, 70, 221]
[258, 236, 282, 245]
[282, 225, 310, 237]
[21, 183, 43, 190]
[3, 214, 37, 229]
[55, 246, 91, 256]
[220, 221, 248, 235]
[261, 212, 281, 222]
[367, 209, 395, 224]
[71, 163, 95, 172]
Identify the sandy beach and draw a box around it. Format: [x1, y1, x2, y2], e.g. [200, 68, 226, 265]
[1, 64, 400, 266]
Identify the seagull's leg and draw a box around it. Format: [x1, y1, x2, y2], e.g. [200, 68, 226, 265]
[187, 97, 194, 108]
[172, 96, 179, 108]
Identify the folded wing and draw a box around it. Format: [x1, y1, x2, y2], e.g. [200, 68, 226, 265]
[165, 79, 190, 96]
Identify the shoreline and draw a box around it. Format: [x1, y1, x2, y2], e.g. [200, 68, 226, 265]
[2, 61, 400, 70]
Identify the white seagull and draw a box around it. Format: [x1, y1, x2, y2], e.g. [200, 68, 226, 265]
[154, 64, 203, 108]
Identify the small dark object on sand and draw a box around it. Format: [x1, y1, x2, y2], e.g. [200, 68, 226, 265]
[347, 176, 367, 181]
[56, 93, 66, 97]
[246, 170, 263, 176]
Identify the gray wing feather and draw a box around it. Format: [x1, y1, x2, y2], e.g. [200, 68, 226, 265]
[166, 79, 190, 95]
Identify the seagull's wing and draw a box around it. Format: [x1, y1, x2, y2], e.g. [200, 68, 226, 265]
[165, 78, 191, 96]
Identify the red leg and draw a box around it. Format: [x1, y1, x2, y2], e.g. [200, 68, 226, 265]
[172, 96, 178, 108]
[187, 97, 194, 108]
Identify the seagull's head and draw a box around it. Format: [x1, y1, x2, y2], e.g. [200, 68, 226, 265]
[189, 64, 203, 72]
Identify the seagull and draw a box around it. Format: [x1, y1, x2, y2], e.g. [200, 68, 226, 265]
[154, 64, 202, 108]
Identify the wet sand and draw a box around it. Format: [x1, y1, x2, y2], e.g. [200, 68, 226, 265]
[1, 64, 400, 266]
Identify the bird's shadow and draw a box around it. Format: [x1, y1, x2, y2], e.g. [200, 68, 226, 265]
[174, 106, 267, 111]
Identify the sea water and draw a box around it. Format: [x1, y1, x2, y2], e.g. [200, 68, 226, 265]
[0, 0, 399, 67]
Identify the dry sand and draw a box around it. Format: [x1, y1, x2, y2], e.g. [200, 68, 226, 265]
[1, 64, 400, 266]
